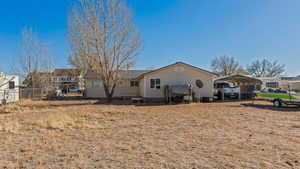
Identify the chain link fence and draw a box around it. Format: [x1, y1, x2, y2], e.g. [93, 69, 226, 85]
[19, 88, 43, 100]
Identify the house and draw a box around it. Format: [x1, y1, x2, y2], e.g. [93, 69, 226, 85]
[259, 77, 289, 90]
[259, 76, 300, 92]
[22, 69, 84, 91]
[51, 69, 83, 92]
[283, 76, 300, 92]
[0, 73, 19, 104]
[84, 62, 217, 101]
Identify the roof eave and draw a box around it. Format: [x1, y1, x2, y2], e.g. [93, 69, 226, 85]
[136, 62, 217, 79]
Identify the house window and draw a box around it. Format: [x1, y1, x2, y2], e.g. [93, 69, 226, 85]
[130, 81, 139, 87]
[266, 82, 279, 88]
[91, 81, 103, 88]
[9, 81, 15, 89]
[150, 79, 160, 89]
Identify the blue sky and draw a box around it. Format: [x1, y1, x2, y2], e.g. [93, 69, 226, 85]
[0, 0, 300, 76]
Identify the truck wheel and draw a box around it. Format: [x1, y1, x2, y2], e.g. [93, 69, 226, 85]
[273, 100, 282, 108]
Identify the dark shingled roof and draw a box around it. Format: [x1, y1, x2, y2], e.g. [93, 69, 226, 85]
[281, 75, 300, 81]
[85, 62, 216, 79]
[294, 75, 300, 81]
[53, 69, 80, 76]
[85, 70, 152, 79]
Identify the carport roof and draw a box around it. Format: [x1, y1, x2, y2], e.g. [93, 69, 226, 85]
[214, 74, 262, 84]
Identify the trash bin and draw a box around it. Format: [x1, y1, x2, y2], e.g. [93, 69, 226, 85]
[201, 97, 210, 103]
[1, 99, 7, 105]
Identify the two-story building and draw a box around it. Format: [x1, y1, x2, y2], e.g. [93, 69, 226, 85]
[51, 69, 83, 92]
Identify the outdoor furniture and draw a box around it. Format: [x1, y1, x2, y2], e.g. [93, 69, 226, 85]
[132, 97, 144, 104]
[164, 84, 193, 104]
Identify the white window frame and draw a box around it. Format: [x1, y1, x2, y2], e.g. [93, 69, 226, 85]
[130, 81, 139, 87]
[266, 82, 279, 88]
[150, 78, 161, 89]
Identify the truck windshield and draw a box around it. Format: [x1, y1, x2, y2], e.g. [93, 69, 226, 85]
[216, 83, 230, 88]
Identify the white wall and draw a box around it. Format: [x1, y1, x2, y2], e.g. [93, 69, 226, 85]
[143, 64, 215, 99]
[0, 75, 19, 104]
[139, 78, 145, 97]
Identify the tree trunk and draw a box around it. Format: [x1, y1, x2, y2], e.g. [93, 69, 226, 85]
[103, 85, 111, 103]
[106, 95, 113, 103]
[103, 84, 116, 103]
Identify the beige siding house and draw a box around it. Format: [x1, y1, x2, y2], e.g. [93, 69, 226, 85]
[291, 81, 300, 92]
[259, 76, 300, 92]
[283, 76, 300, 92]
[85, 62, 217, 100]
[85, 70, 149, 98]
[259, 77, 289, 90]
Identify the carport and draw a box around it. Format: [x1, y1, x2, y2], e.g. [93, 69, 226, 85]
[214, 74, 262, 100]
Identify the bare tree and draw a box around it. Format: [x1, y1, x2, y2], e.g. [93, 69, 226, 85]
[246, 59, 285, 77]
[19, 27, 41, 82]
[40, 46, 54, 89]
[211, 55, 242, 76]
[16, 27, 54, 88]
[68, 0, 141, 102]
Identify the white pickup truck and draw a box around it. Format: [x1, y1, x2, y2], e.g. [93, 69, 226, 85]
[214, 82, 240, 100]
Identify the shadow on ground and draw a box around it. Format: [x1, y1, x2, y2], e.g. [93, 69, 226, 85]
[24, 96, 183, 108]
[241, 103, 300, 112]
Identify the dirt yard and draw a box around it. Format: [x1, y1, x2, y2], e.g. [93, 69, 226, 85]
[0, 100, 299, 169]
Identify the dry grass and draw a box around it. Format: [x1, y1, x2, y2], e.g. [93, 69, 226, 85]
[0, 100, 299, 168]
[32, 112, 75, 130]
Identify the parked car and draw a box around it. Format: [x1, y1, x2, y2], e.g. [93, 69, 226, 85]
[78, 87, 85, 94]
[214, 82, 240, 100]
[69, 87, 79, 93]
